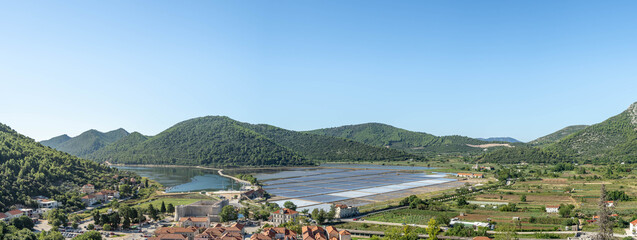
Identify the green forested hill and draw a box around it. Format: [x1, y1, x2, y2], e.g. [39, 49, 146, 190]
[529, 125, 589, 146]
[546, 102, 637, 162]
[238, 123, 418, 162]
[40, 134, 71, 146]
[480, 102, 637, 164]
[89, 116, 310, 167]
[0, 122, 124, 212]
[88, 132, 149, 159]
[41, 128, 129, 158]
[306, 123, 494, 155]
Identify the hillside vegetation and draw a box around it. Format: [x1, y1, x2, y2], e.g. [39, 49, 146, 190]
[0, 123, 124, 212]
[307, 123, 494, 155]
[90, 117, 418, 167]
[90, 116, 309, 167]
[239, 123, 417, 162]
[41, 128, 129, 158]
[530, 125, 588, 146]
[480, 102, 637, 164]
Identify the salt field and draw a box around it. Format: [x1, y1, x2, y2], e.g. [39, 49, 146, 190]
[263, 168, 457, 211]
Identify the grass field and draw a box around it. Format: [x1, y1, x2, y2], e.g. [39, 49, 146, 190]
[130, 193, 217, 209]
[365, 209, 458, 225]
[332, 222, 427, 234]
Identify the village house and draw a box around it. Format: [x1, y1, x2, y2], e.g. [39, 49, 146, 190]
[302, 225, 351, 240]
[5, 210, 24, 220]
[179, 217, 210, 228]
[0, 213, 7, 222]
[630, 219, 637, 236]
[148, 234, 188, 240]
[242, 189, 267, 200]
[545, 205, 560, 213]
[251, 227, 297, 240]
[154, 227, 198, 240]
[606, 201, 615, 207]
[333, 204, 359, 219]
[81, 194, 98, 206]
[456, 173, 484, 178]
[472, 164, 495, 171]
[194, 223, 244, 240]
[271, 208, 299, 226]
[81, 184, 95, 194]
[36, 198, 60, 209]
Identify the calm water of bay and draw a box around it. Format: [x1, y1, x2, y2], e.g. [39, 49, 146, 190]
[113, 166, 240, 193]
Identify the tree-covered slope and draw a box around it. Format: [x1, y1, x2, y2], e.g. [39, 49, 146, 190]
[88, 132, 149, 159]
[480, 102, 637, 164]
[40, 134, 71, 146]
[89, 116, 310, 167]
[530, 125, 589, 146]
[546, 102, 637, 162]
[306, 123, 492, 155]
[239, 123, 419, 161]
[40, 128, 129, 158]
[0, 122, 123, 211]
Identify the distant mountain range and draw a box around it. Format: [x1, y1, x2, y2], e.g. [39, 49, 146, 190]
[477, 137, 521, 143]
[480, 102, 637, 163]
[41, 128, 129, 158]
[306, 123, 507, 155]
[41, 101, 637, 166]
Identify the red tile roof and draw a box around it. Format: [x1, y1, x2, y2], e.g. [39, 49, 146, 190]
[7, 210, 23, 215]
[0, 213, 7, 219]
[473, 237, 492, 240]
[273, 208, 299, 215]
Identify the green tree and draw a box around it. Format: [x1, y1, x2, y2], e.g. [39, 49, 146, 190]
[495, 224, 518, 240]
[38, 230, 64, 240]
[10, 215, 35, 230]
[166, 203, 175, 213]
[240, 208, 250, 219]
[103, 224, 112, 231]
[160, 201, 166, 213]
[220, 205, 238, 222]
[47, 209, 68, 228]
[426, 218, 440, 240]
[119, 184, 132, 197]
[520, 195, 526, 202]
[148, 204, 159, 220]
[87, 224, 95, 230]
[122, 217, 130, 229]
[597, 184, 614, 240]
[74, 231, 103, 240]
[283, 201, 297, 210]
[457, 196, 469, 206]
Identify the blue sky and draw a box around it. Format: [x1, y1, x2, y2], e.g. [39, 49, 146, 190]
[1, 1, 636, 142]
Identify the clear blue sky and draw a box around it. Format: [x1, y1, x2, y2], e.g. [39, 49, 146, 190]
[1, 1, 636, 142]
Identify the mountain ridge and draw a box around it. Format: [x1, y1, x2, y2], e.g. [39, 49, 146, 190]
[41, 128, 130, 158]
[89, 116, 419, 167]
[480, 101, 637, 163]
[306, 122, 498, 155]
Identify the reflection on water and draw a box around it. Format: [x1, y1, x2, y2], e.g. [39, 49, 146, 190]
[113, 166, 240, 193]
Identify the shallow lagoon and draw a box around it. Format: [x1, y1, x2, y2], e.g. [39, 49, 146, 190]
[113, 166, 240, 193]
